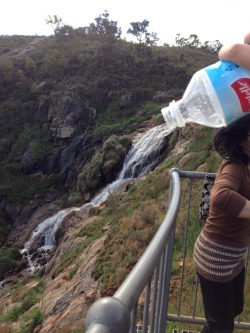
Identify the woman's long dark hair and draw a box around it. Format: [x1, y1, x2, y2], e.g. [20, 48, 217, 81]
[213, 114, 250, 165]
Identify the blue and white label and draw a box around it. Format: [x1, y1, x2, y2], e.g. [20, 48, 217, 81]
[205, 60, 250, 124]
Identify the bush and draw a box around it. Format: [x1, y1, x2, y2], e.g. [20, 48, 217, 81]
[0, 246, 24, 278]
[1, 278, 45, 328]
[77, 135, 132, 195]
[19, 307, 43, 333]
[0, 218, 11, 237]
[77, 152, 103, 193]
[103, 135, 131, 159]
[3, 305, 23, 322]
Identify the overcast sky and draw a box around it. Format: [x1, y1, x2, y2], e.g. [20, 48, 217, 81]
[1, 0, 249, 46]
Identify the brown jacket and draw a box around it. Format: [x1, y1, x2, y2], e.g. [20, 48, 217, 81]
[204, 160, 250, 247]
[194, 160, 250, 282]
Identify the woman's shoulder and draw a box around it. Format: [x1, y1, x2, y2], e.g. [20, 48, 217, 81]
[218, 159, 249, 177]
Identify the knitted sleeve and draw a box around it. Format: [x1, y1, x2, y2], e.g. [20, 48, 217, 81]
[210, 161, 247, 216]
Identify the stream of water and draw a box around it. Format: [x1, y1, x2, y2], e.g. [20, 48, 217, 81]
[20, 124, 172, 272]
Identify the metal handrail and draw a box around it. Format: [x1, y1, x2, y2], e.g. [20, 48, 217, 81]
[85, 168, 250, 333]
[85, 168, 181, 333]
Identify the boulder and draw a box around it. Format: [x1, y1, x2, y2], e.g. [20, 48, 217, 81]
[153, 91, 168, 103]
[120, 94, 134, 108]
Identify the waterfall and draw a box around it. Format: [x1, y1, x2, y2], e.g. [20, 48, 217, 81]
[91, 124, 172, 205]
[21, 124, 172, 272]
[120, 124, 172, 178]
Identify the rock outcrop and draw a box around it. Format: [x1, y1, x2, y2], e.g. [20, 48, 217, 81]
[40, 209, 104, 332]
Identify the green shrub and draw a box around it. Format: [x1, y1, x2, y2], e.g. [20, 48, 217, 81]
[19, 307, 43, 333]
[69, 264, 79, 279]
[77, 152, 103, 193]
[103, 135, 131, 161]
[10, 278, 45, 313]
[0, 218, 11, 237]
[21, 290, 42, 312]
[77, 135, 132, 195]
[8, 124, 52, 162]
[3, 305, 23, 322]
[78, 218, 106, 238]
[0, 281, 44, 329]
[0, 246, 23, 278]
[0, 163, 59, 204]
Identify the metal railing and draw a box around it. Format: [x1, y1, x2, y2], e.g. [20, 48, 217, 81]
[85, 168, 250, 333]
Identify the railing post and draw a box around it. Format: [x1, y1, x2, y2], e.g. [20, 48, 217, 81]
[85, 296, 131, 333]
[158, 225, 176, 333]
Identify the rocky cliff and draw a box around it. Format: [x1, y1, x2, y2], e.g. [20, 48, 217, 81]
[0, 122, 216, 333]
[0, 34, 218, 332]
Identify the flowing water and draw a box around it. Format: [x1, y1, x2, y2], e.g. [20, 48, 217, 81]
[21, 124, 172, 272]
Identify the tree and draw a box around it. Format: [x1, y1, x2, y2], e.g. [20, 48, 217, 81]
[175, 34, 186, 47]
[86, 11, 122, 39]
[55, 25, 75, 41]
[175, 33, 222, 53]
[186, 34, 201, 48]
[127, 20, 158, 46]
[202, 40, 223, 54]
[45, 15, 74, 40]
[45, 15, 64, 33]
[146, 32, 159, 46]
[175, 34, 201, 48]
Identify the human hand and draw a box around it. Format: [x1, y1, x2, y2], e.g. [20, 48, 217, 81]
[244, 32, 250, 44]
[218, 32, 250, 70]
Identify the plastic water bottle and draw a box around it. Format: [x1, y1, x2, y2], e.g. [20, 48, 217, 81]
[161, 60, 250, 129]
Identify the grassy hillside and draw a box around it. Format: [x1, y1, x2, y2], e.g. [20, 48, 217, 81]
[0, 30, 223, 332]
[0, 33, 217, 202]
[0, 124, 224, 333]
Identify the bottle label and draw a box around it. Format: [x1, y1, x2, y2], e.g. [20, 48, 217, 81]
[231, 78, 250, 112]
[205, 61, 250, 124]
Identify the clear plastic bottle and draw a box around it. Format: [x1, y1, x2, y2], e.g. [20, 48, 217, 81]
[161, 60, 250, 129]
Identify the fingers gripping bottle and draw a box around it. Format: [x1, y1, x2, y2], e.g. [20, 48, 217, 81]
[161, 61, 250, 129]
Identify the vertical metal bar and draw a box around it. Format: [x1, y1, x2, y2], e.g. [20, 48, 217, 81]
[177, 179, 193, 316]
[142, 279, 151, 333]
[158, 170, 178, 333]
[159, 225, 176, 333]
[149, 265, 159, 333]
[154, 251, 166, 333]
[150, 172, 177, 333]
[130, 304, 138, 333]
[193, 274, 200, 318]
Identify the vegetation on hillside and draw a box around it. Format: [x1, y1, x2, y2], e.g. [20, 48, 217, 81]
[0, 274, 45, 333]
[0, 21, 217, 201]
[82, 126, 222, 296]
[0, 12, 225, 332]
[0, 15, 217, 211]
[0, 247, 26, 279]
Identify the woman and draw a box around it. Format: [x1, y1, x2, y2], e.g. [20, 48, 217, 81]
[218, 31, 250, 69]
[194, 114, 250, 333]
